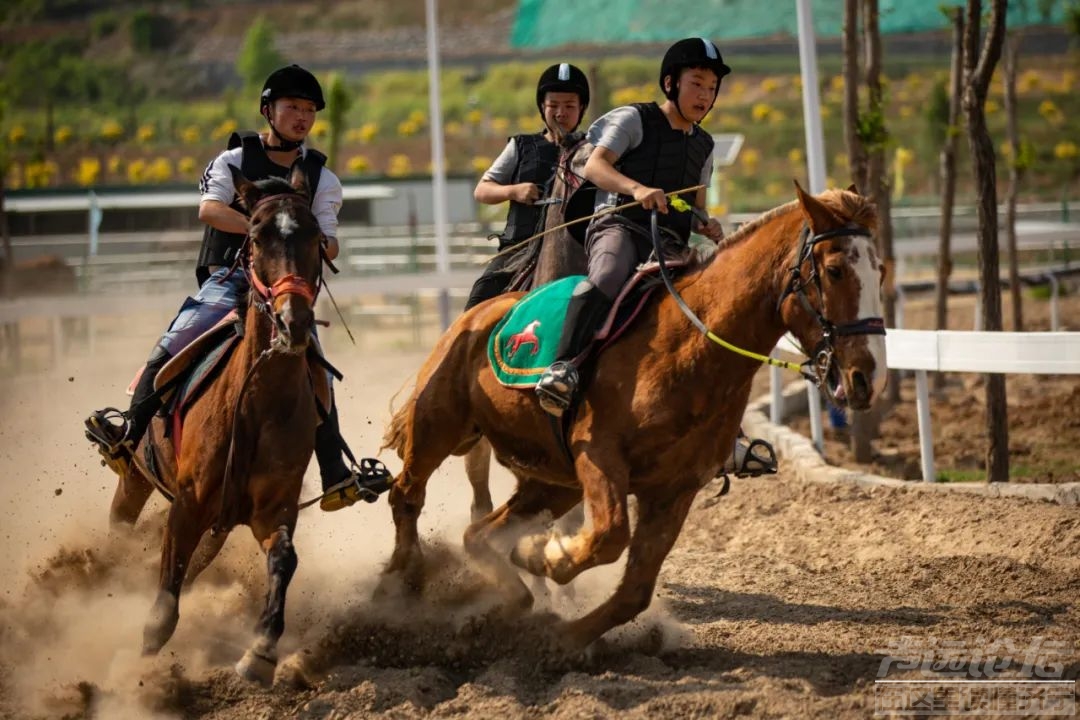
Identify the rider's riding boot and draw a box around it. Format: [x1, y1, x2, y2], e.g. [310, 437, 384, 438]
[535, 280, 612, 417]
[84, 345, 172, 475]
[722, 429, 779, 478]
[317, 403, 392, 512]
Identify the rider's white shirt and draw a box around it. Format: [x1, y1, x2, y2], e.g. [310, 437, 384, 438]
[199, 143, 343, 240]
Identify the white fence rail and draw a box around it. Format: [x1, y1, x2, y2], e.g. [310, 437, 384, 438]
[774, 330, 1080, 482]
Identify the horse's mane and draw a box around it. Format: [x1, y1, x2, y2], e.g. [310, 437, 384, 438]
[694, 188, 877, 269]
[254, 176, 297, 194]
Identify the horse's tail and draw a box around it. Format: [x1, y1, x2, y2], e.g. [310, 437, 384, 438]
[381, 395, 413, 460]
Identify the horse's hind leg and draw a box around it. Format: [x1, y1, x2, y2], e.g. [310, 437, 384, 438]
[560, 486, 696, 649]
[463, 477, 581, 610]
[109, 464, 155, 529]
[143, 490, 206, 655]
[463, 439, 494, 522]
[235, 519, 297, 686]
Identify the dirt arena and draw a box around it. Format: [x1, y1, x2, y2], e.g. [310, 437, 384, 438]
[1, 299, 1078, 719]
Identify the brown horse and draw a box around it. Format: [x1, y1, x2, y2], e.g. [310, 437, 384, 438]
[462, 135, 591, 520]
[107, 164, 324, 683]
[382, 184, 887, 648]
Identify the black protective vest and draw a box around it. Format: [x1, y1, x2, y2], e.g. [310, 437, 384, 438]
[498, 132, 559, 249]
[195, 131, 326, 285]
[615, 102, 714, 243]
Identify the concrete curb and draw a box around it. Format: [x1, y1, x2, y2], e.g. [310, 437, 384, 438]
[743, 381, 1080, 506]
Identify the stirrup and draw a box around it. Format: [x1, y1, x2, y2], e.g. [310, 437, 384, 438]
[84, 408, 133, 476]
[724, 436, 778, 478]
[535, 361, 578, 418]
[319, 458, 392, 512]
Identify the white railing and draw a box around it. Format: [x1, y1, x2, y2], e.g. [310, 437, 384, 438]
[773, 330, 1080, 482]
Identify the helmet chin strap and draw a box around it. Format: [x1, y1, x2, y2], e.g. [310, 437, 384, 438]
[263, 108, 304, 152]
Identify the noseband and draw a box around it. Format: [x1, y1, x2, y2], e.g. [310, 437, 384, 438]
[777, 224, 886, 387]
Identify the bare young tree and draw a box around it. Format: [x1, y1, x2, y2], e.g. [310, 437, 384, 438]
[1002, 34, 1024, 331]
[842, 0, 867, 190]
[962, 0, 1009, 482]
[934, 7, 965, 392]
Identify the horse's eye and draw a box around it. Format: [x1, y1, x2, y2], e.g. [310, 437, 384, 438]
[826, 265, 843, 281]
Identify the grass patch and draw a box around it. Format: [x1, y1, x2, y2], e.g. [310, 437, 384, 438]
[936, 469, 985, 483]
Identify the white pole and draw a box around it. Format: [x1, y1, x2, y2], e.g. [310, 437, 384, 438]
[795, 0, 828, 195]
[425, 0, 451, 329]
[914, 370, 936, 481]
[796, 0, 828, 452]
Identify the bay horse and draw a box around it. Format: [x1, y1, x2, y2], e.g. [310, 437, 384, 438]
[462, 134, 591, 520]
[107, 163, 325, 683]
[382, 183, 888, 648]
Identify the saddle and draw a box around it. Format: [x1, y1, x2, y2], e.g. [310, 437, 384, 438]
[129, 312, 332, 463]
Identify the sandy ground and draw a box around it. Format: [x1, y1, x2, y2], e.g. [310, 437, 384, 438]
[1, 303, 1078, 719]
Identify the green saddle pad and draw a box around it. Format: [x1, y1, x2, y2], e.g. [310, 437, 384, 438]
[488, 275, 585, 388]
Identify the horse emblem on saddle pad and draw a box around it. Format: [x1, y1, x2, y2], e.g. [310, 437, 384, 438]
[506, 320, 542, 358]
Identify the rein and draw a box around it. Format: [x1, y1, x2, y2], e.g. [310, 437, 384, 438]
[648, 210, 884, 389]
[486, 184, 706, 264]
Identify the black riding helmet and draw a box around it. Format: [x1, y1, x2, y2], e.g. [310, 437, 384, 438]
[535, 63, 590, 131]
[259, 65, 324, 151]
[261, 65, 326, 112]
[659, 38, 731, 112]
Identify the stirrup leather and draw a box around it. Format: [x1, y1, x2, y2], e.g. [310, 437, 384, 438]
[535, 361, 579, 418]
[319, 458, 392, 512]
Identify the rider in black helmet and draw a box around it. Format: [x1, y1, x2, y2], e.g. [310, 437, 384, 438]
[533, 38, 775, 476]
[464, 62, 590, 310]
[85, 65, 389, 512]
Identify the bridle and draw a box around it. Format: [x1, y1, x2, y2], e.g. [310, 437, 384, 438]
[244, 192, 322, 344]
[649, 210, 884, 390]
[776, 223, 886, 387]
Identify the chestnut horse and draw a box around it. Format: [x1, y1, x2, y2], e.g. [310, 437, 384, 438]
[462, 135, 591, 520]
[107, 164, 324, 683]
[382, 184, 887, 648]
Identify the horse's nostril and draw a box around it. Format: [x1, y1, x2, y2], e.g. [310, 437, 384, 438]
[851, 370, 870, 400]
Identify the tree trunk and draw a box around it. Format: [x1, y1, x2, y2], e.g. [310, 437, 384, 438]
[0, 174, 11, 299]
[850, 0, 890, 461]
[963, 0, 1009, 483]
[1003, 34, 1023, 331]
[842, 0, 867, 190]
[934, 7, 964, 392]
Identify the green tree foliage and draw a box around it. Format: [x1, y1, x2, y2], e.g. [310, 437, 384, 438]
[325, 72, 353, 173]
[129, 9, 174, 53]
[236, 16, 285, 92]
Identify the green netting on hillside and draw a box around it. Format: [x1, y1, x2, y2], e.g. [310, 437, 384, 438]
[511, 0, 1065, 48]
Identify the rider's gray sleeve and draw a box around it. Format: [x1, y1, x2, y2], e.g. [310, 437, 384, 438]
[480, 139, 519, 184]
[585, 106, 644, 160]
[700, 153, 714, 191]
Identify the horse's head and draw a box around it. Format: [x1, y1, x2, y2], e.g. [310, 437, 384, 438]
[230, 163, 322, 354]
[778, 182, 888, 411]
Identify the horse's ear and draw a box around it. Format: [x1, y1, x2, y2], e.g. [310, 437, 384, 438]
[288, 160, 310, 199]
[229, 164, 259, 212]
[793, 179, 843, 233]
[846, 183, 859, 194]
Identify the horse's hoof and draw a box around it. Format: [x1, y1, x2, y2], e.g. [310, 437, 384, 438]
[235, 649, 277, 686]
[509, 533, 547, 576]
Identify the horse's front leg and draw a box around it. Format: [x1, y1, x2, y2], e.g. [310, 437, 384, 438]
[235, 513, 298, 686]
[463, 439, 494, 522]
[510, 451, 630, 585]
[143, 486, 207, 655]
[560, 486, 697, 649]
